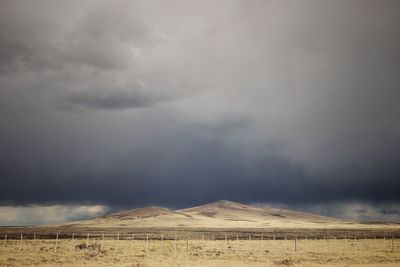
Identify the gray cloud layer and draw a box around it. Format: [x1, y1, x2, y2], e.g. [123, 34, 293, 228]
[0, 204, 108, 226]
[1, 0, 400, 219]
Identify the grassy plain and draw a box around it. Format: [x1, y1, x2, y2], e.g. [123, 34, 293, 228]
[1, 237, 400, 266]
[2, 201, 400, 266]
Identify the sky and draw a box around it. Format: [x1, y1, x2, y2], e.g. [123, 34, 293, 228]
[1, 0, 400, 225]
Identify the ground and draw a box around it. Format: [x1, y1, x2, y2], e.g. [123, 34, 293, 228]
[1, 236, 399, 266]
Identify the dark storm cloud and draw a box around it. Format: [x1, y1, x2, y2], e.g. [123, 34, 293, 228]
[1, 0, 400, 223]
[380, 208, 400, 215]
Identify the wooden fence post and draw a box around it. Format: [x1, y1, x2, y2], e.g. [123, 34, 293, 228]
[392, 236, 394, 252]
[384, 234, 386, 249]
[248, 235, 251, 253]
[72, 233, 74, 241]
[145, 233, 149, 255]
[86, 233, 90, 249]
[261, 235, 264, 251]
[161, 234, 164, 254]
[55, 233, 59, 252]
[116, 233, 120, 252]
[295, 236, 297, 252]
[285, 236, 288, 252]
[174, 235, 177, 253]
[305, 235, 308, 251]
[18, 234, 23, 253]
[186, 235, 189, 254]
[3, 234, 7, 247]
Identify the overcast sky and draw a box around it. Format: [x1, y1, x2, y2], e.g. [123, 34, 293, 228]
[1, 0, 400, 225]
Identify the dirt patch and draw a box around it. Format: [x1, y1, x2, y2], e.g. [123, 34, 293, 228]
[199, 211, 218, 217]
[274, 258, 295, 265]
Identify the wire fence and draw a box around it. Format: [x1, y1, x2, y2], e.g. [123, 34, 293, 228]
[1, 232, 398, 253]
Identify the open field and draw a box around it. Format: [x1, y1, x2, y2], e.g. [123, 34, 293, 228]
[1, 235, 400, 266]
[2, 201, 400, 266]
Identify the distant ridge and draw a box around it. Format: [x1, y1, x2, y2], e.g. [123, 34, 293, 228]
[178, 199, 334, 221]
[63, 199, 391, 229]
[102, 207, 175, 220]
[179, 199, 257, 212]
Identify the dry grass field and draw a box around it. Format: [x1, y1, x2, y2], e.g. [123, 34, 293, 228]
[1, 236, 400, 266]
[2, 201, 400, 266]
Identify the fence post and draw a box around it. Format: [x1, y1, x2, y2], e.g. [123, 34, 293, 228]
[86, 233, 90, 249]
[55, 233, 59, 252]
[145, 233, 149, 255]
[72, 233, 74, 241]
[284, 235, 288, 252]
[33, 232, 37, 251]
[248, 235, 251, 253]
[305, 235, 308, 251]
[174, 235, 177, 253]
[116, 233, 120, 252]
[161, 234, 164, 254]
[392, 236, 394, 252]
[261, 234, 264, 251]
[3, 234, 7, 247]
[384, 234, 386, 249]
[236, 235, 239, 252]
[186, 235, 189, 254]
[295, 236, 297, 252]
[54, 233, 58, 252]
[18, 234, 23, 252]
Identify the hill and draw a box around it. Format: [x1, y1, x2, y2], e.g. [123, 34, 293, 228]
[66, 199, 396, 230]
